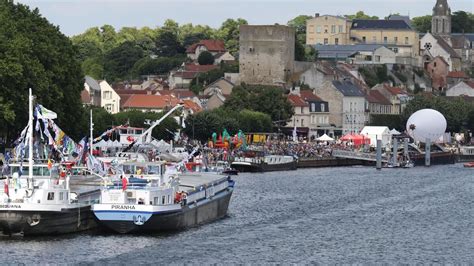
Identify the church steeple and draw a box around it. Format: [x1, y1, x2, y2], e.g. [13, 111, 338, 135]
[431, 0, 451, 36]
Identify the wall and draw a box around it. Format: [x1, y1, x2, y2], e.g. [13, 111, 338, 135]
[239, 25, 295, 85]
[342, 96, 366, 134]
[313, 80, 343, 129]
[426, 57, 448, 91]
[350, 29, 419, 57]
[99, 81, 121, 114]
[306, 15, 350, 45]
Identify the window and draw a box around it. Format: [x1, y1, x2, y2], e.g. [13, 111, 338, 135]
[249, 47, 255, 52]
[311, 103, 315, 112]
[338, 25, 343, 33]
[105, 104, 113, 112]
[324, 38, 328, 45]
[301, 119, 304, 126]
[335, 38, 339, 45]
[300, 107, 304, 113]
[331, 25, 336, 33]
[394, 37, 398, 43]
[383, 37, 388, 43]
[47, 192, 54, 201]
[405, 37, 409, 44]
[168, 195, 171, 204]
[434, 62, 437, 67]
[103, 91, 112, 100]
[162, 196, 166, 205]
[362, 36, 366, 43]
[321, 104, 325, 112]
[375, 55, 381, 62]
[393, 47, 399, 53]
[59, 192, 64, 201]
[316, 26, 321, 33]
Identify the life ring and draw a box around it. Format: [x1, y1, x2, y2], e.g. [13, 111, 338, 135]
[127, 136, 134, 142]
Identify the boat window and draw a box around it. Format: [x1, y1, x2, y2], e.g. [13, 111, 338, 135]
[123, 165, 133, 174]
[65, 193, 68, 200]
[135, 129, 143, 135]
[10, 166, 20, 175]
[136, 166, 146, 175]
[162, 196, 166, 205]
[59, 192, 64, 201]
[167, 195, 171, 204]
[147, 165, 160, 175]
[154, 197, 159, 205]
[120, 129, 127, 134]
[22, 167, 29, 176]
[33, 167, 42, 176]
[47, 192, 54, 201]
[42, 167, 51, 176]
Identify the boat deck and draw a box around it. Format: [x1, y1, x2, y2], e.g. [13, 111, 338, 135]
[178, 172, 228, 193]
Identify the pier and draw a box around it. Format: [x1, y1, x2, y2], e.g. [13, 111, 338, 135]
[331, 149, 389, 163]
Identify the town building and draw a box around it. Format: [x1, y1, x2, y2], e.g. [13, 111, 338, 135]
[431, 0, 451, 37]
[306, 14, 351, 45]
[168, 64, 218, 89]
[314, 80, 366, 135]
[315, 44, 396, 65]
[372, 84, 411, 114]
[186, 40, 229, 62]
[239, 25, 295, 86]
[83, 76, 121, 114]
[367, 89, 392, 115]
[420, 33, 462, 71]
[445, 81, 474, 97]
[425, 56, 449, 91]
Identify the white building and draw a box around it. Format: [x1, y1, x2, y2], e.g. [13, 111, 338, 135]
[445, 81, 474, 97]
[83, 76, 121, 114]
[360, 126, 391, 147]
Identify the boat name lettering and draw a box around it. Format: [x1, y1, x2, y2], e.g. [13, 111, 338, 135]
[0, 204, 21, 209]
[111, 205, 135, 210]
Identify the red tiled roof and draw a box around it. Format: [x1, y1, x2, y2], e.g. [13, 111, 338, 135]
[467, 81, 474, 89]
[115, 89, 149, 95]
[182, 99, 202, 113]
[173, 71, 198, 79]
[367, 90, 391, 105]
[184, 64, 219, 72]
[384, 85, 406, 95]
[447, 71, 469, 79]
[173, 90, 196, 99]
[186, 40, 226, 53]
[300, 90, 322, 101]
[122, 95, 180, 109]
[81, 90, 91, 103]
[119, 94, 132, 108]
[287, 94, 309, 107]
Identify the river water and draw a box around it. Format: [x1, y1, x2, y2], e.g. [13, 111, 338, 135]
[1, 164, 474, 264]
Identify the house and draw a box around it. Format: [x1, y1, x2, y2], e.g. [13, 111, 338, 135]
[121, 94, 180, 113]
[373, 84, 410, 114]
[202, 93, 227, 111]
[286, 94, 310, 138]
[426, 56, 449, 91]
[214, 52, 235, 64]
[306, 14, 351, 45]
[445, 81, 474, 97]
[168, 64, 219, 89]
[314, 44, 396, 65]
[186, 40, 228, 61]
[367, 89, 392, 115]
[447, 71, 470, 88]
[203, 78, 235, 96]
[83, 76, 121, 114]
[420, 33, 462, 71]
[314, 80, 366, 135]
[300, 90, 332, 138]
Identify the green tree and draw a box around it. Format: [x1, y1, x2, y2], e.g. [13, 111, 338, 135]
[345, 11, 379, 20]
[452, 11, 474, 33]
[287, 15, 312, 35]
[131, 56, 184, 77]
[215, 18, 248, 56]
[103, 41, 144, 81]
[198, 51, 215, 65]
[412, 15, 432, 33]
[155, 30, 184, 57]
[0, 1, 86, 142]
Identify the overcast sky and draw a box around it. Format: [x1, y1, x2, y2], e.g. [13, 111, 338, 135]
[18, 0, 474, 36]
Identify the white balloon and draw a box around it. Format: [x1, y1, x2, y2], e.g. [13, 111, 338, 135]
[406, 109, 447, 143]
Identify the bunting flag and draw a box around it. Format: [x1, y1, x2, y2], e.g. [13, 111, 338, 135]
[39, 104, 57, 120]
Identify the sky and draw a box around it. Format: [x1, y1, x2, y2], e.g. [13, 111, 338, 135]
[17, 0, 474, 36]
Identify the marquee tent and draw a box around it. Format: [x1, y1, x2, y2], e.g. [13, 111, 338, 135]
[360, 126, 391, 147]
[316, 134, 334, 142]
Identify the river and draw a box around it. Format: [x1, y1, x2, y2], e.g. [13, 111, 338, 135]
[1, 164, 473, 264]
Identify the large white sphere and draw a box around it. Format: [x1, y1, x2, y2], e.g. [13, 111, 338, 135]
[406, 109, 447, 143]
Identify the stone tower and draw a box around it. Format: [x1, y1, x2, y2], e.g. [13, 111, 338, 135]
[431, 0, 451, 36]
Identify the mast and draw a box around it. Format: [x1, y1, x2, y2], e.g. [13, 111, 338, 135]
[122, 104, 183, 152]
[90, 109, 94, 155]
[28, 88, 34, 188]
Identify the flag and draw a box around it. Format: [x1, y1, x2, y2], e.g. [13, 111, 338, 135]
[4, 179, 8, 197]
[39, 104, 57, 120]
[47, 159, 53, 170]
[292, 125, 297, 142]
[181, 117, 186, 128]
[122, 177, 128, 191]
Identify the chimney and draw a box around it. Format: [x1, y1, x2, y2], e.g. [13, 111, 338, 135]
[315, 13, 320, 17]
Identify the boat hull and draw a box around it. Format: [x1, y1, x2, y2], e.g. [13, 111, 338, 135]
[94, 188, 233, 234]
[0, 205, 97, 236]
[231, 161, 297, 172]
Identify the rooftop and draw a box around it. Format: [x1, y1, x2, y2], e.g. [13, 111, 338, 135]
[122, 94, 180, 109]
[332, 80, 365, 97]
[186, 40, 226, 54]
[351, 19, 412, 30]
[288, 94, 309, 107]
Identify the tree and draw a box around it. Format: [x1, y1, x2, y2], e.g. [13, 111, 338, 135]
[103, 41, 144, 81]
[412, 15, 432, 33]
[198, 51, 215, 65]
[131, 56, 184, 77]
[345, 11, 379, 20]
[452, 11, 474, 33]
[215, 18, 248, 56]
[287, 15, 312, 35]
[155, 30, 184, 57]
[0, 1, 86, 142]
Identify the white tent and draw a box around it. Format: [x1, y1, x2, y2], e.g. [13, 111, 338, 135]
[360, 126, 391, 147]
[390, 129, 401, 135]
[316, 134, 335, 142]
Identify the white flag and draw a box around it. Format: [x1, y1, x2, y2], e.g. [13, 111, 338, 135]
[292, 125, 297, 142]
[39, 104, 57, 120]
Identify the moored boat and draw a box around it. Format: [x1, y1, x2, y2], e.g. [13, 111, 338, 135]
[231, 151, 297, 172]
[91, 161, 234, 234]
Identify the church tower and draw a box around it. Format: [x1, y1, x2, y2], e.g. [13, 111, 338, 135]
[431, 0, 451, 36]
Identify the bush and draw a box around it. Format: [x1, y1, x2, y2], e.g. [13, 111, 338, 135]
[198, 51, 215, 65]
